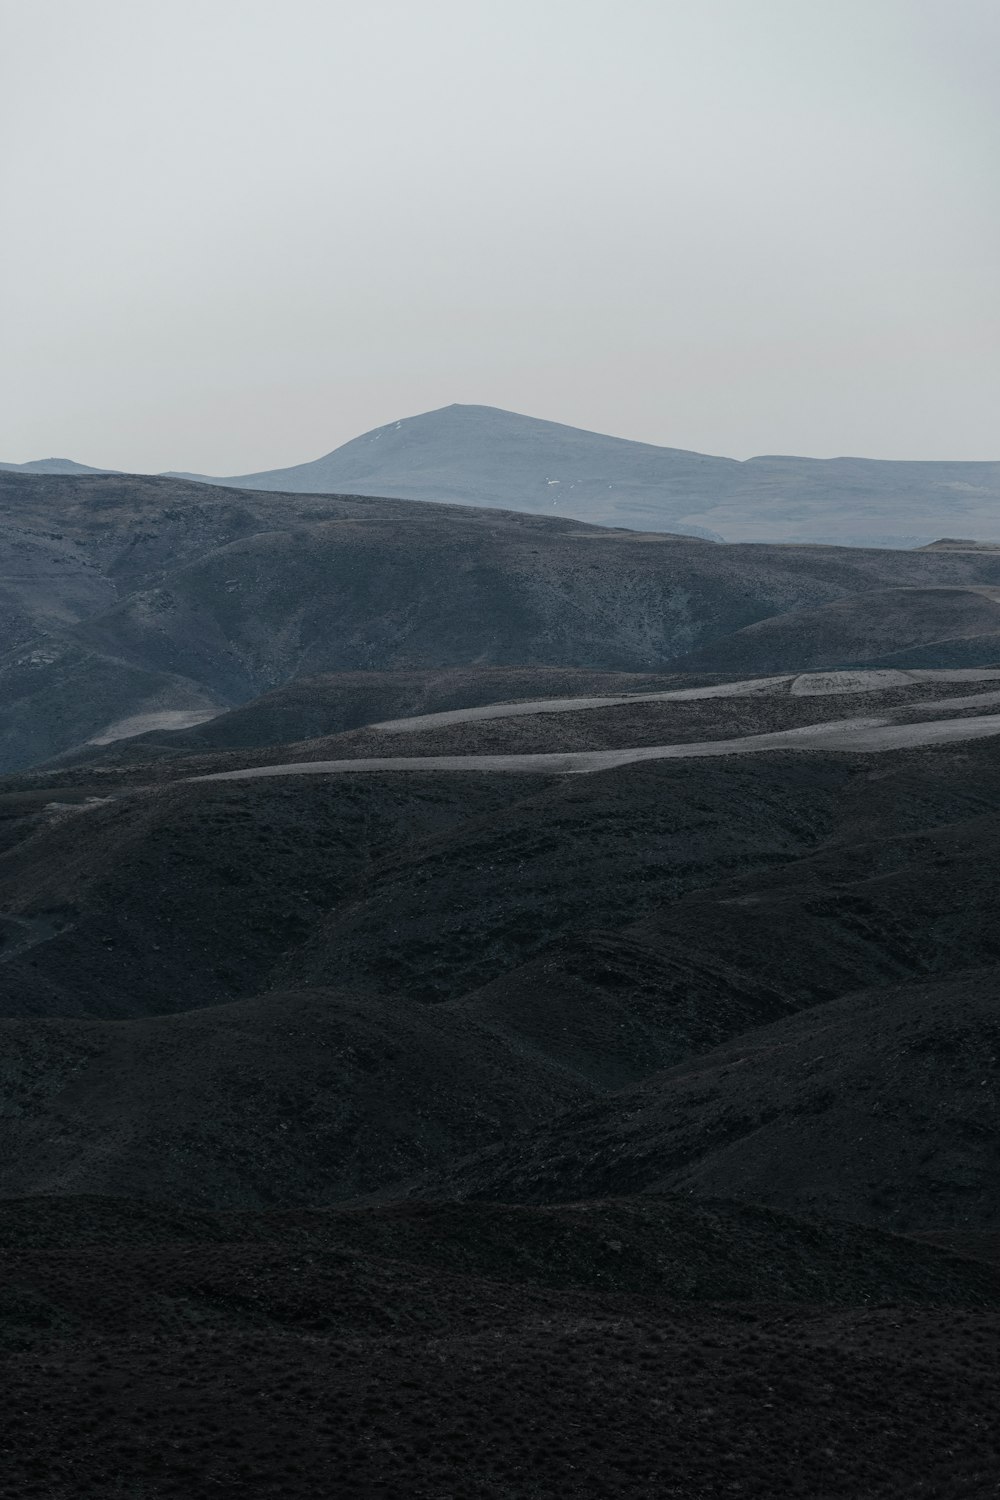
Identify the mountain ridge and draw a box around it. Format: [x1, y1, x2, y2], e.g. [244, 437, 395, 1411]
[164, 402, 1000, 549]
[0, 456, 117, 476]
[165, 402, 1000, 546]
[9, 402, 1000, 545]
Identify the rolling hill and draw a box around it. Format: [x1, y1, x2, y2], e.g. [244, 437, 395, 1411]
[0, 457, 115, 476]
[3, 676, 1000, 1222]
[5, 468, 1000, 771]
[172, 402, 1000, 546]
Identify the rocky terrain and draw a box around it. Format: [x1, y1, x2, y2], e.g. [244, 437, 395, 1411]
[0, 468, 999, 1494]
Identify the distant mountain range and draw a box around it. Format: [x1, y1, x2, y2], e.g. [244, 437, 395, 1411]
[168, 404, 1000, 548]
[0, 456, 115, 476]
[6, 404, 1000, 546]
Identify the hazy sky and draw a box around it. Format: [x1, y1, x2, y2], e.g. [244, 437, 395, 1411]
[2, 0, 998, 471]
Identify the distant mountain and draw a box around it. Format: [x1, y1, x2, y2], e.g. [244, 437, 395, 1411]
[11, 406, 1000, 546]
[0, 457, 115, 476]
[167, 404, 726, 541]
[170, 402, 1000, 547]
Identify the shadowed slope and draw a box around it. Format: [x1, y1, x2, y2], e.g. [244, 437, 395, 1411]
[0, 771, 547, 1019]
[422, 970, 1000, 1233]
[0, 987, 589, 1208]
[276, 740, 1000, 1005]
[452, 801, 1000, 1087]
[0, 1195, 996, 1349]
[679, 584, 1000, 673]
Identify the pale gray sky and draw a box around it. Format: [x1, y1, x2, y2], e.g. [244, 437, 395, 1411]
[1, 0, 998, 471]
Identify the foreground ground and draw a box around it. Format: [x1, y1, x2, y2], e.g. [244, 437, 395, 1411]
[9, 1305, 999, 1498]
[1, 665, 999, 1494]
[2, 1197, 999, 1499]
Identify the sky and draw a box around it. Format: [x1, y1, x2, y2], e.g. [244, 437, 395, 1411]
[1, 0, 998, 472]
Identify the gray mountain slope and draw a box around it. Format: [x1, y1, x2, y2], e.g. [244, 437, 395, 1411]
[0, 457, 115, 476]
[168, 404, 728, 540]
[171, 403, 1000, 547]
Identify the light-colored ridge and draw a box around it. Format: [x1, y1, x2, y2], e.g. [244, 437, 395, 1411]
[192, 710, 1000, 783]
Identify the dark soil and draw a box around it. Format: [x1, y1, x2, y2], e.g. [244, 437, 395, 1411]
[0, 1194, 998, 1498]
[2, 1301, 997, 1498]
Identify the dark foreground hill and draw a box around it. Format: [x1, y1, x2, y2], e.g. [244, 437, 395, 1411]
[5, 1193, 995, 1334]
[0, 1193, 998, 1498]
[11, 672, 1000, 1024]
[12, 1194, 1000, 1492]
[6, 467, 1000, 770]
[1, 525, 1000, 1491]
[174, 402, 1000, 547]
[2, 684, 1000, 1229]
[422, 971, 1000, 1233]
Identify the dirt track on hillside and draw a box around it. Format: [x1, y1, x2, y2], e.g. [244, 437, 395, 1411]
[194, 708, 1000, 781]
